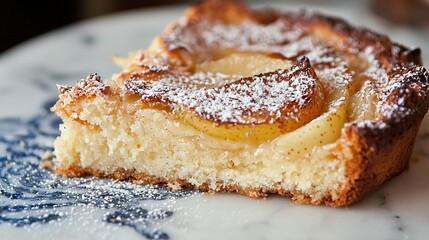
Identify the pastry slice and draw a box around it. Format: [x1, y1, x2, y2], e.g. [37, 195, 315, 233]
[52, 0, 429, 206]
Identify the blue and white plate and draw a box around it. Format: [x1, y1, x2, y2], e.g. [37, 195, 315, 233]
[1, 2, 429, 239]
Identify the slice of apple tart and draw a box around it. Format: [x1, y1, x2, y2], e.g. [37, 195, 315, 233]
[52, 0, 429, 206]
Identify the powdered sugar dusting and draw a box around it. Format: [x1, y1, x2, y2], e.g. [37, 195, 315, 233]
[358, 47, 429, 126]
[125, 60, 318, 124]
[163, 18, 305, 59]
[200, 20, 304, 48]
[57, 73, 107, 98]
[380, 66, 429, 122]
[362, 47, 389, 83]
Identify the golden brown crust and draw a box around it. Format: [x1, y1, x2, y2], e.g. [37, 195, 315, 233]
[334, 119, 423, 206]
[55, 164, 333, 206]
[56, 73, 109, 99]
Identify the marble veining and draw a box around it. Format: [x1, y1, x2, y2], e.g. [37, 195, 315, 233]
[81, 34, 97, 46]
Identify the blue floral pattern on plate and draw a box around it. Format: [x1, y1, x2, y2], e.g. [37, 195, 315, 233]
[0, 100, 195, 240]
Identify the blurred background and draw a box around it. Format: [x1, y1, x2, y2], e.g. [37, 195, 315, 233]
[0, 0, 428, 54]
[0, 0, 197, 53]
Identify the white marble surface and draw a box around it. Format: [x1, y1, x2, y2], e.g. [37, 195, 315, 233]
[1, 1, 429, 240]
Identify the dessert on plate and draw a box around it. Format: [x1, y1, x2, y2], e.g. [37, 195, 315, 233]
[52, 0, 429, 206]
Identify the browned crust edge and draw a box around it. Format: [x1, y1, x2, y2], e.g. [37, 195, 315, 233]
[335, 118, 424, 206]
[54, 164, 336, 206]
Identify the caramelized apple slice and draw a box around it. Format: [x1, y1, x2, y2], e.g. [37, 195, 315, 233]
[182, 58, 325, 142]
[197, 52, 292, 77]
[125, 54, 326, 143]
[271, 101, 347, 156]
[349, 79, 378, 121]
[270, 66, 353, 156]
